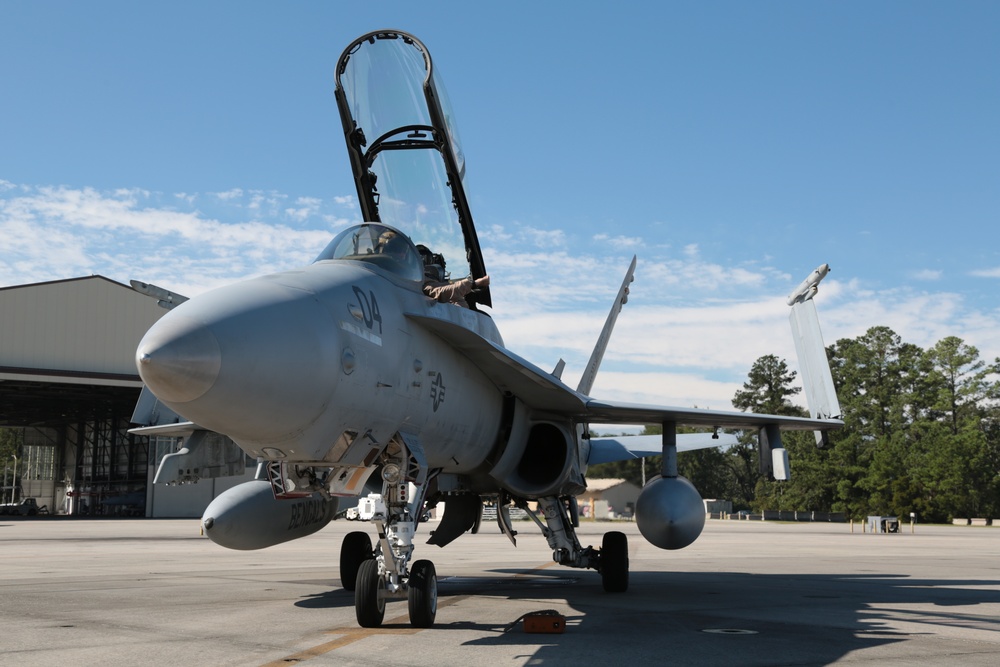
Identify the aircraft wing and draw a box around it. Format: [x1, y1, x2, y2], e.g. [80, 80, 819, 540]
[407, 312, 842, 432]
[583, 399, 842, 431]
[406, 313, 587, 413]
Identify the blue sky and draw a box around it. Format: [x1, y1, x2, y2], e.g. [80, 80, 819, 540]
[2, 1, 999, 410]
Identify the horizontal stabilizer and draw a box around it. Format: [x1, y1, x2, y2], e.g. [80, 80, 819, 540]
[129, 421, 198, 437]
[588, 432, 739, 465]
[141, 428, 248, 485]
[130, 385, 186, 428]
[130, 279, 189, 310]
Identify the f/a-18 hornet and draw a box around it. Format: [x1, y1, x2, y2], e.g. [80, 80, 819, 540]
[130, 30, 843, 629]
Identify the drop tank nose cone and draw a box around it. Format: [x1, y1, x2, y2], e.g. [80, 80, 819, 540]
[136, 314, 222, 403]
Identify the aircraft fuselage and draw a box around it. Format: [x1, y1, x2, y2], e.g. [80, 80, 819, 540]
[137, 258, 505, 476]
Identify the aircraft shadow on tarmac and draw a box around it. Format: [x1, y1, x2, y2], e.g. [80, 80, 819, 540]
[295, 568, 1000, 666]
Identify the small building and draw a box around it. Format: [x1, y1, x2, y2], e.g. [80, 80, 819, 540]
[579, 478, 641, 519]
[704, 499, 733, 515]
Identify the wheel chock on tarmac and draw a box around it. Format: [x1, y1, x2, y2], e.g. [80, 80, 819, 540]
[504, 610, 566, 634]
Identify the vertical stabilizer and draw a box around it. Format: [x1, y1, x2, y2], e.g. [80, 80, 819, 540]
[577, 256, 636, 396]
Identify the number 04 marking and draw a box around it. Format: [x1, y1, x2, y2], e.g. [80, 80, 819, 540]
[352, 286, 383, 335]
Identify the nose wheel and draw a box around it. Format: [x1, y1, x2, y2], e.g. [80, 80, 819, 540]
[340, 531, 374, 591]
[353, 557, 439, 629]
[407, 560, 438, 627]
[355, 559, 386, 627]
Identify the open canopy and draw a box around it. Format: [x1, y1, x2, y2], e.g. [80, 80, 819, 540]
[334, 30, 491, 308]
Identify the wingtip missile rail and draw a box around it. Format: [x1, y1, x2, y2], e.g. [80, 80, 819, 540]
[786, 263, 830, 306]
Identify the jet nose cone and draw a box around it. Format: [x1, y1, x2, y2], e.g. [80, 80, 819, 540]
[137, 314, 222, 403]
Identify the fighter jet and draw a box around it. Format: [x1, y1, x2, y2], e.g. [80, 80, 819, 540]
[130, 29, 843, 629]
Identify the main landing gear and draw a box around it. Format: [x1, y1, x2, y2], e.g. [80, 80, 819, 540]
[508, 495, 630, 593]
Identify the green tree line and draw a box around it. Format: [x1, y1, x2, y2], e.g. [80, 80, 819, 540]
[588, 327, 1000, 522]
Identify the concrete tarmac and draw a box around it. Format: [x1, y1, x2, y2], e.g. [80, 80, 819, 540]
[2, 517, 999, 666]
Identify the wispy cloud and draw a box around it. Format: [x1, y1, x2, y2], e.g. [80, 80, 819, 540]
[971, 267, 1000, 278]
[214, 188, 244, 201]
[593, 233, 643, 249]
[4, 179, 1000, 411]
[489, 251, 1000, 407]
[0, 183, 355, 296]
[911, 269, 942, 281]
[487, 223, 568, 250]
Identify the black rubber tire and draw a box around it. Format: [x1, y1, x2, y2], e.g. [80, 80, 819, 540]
[355, 559, 385, 627]
[340, 531, 373, 591]
[600, 531, 629, 593]
[407, 560, 438, 628]
[470, 503, 482, 534]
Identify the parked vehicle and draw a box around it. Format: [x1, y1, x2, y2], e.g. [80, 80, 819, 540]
[0, 498, 46, 516]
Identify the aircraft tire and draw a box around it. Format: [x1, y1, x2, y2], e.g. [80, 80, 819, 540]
[340, 531, 373, 591]
[407, 560, 438, 628]
[470, 503, 482, 534]
[355, 559, 386, 627]
[600, 531, 629, 593]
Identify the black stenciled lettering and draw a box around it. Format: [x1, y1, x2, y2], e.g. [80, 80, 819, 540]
[351, 286, 384, 335]
[369, 291, 382, 334]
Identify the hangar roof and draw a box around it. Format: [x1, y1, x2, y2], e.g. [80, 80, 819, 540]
[1, 275, 165, 382]
[0, 276, 167, 425]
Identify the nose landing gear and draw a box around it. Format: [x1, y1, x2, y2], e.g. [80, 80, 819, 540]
[344, 435, 437, 628]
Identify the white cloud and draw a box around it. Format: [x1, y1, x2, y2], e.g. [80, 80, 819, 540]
[519, 225, 566, 248]
[971, 267, 1000, 278]
[214, 188, 244, 201]
[481, 223, 513, 244]
[588, 371, 743, 412]
[285, 196, 322, 221]
[910, 269, 942, 281]
[0, 183, 355, 296]
[485, 246, 1000, 410]
[593, 233, 643, 249]
[5, 179, 1000, 414]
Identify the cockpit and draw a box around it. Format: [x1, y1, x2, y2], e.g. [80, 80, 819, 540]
[315, 223, 424, 283]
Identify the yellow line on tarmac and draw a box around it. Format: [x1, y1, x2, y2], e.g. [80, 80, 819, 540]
[516, 562, 557, 576]
[258, 561, 557, 666]
[257, 595, 469, 667]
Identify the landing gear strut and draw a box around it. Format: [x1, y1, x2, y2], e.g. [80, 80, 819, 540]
[348, 435, 437, 628]
[509, 495, 630, 592]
